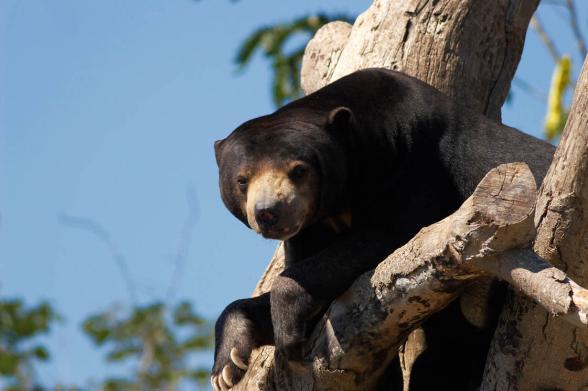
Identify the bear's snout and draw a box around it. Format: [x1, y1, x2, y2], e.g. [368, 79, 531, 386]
[255, 203, 281, 230]
[240, 164, 318, 240]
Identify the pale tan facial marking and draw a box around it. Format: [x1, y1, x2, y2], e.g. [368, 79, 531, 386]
[243, 161, 317, 239]
[245, 168, 295, 232]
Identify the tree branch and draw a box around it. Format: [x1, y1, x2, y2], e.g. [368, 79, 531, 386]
[59, 212, 138, 304]
[565, 0, 587, 59]
[236, 162, 588, 390]
[530, 15, 561, 62]
[166, 186, 199, 304]
[481, 55, 588, 391]
[478, 249, 588, 327]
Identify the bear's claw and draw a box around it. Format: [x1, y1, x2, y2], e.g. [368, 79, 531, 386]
[210, 375, 219, 391]
[212, 347, 249, 391]
[211, 373, 231, 391]
[222, 366, 235, 387]
[230, 347, 249, 370]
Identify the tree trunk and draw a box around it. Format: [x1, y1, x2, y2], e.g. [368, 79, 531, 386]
[301, 0, 539, 120]
[235, 0, 542, 389]
[480, 55, 588, 390]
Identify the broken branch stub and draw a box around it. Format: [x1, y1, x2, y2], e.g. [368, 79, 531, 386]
[479, 249, 588, 327]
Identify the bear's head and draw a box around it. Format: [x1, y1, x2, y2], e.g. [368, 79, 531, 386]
[214, 106, 353, 240]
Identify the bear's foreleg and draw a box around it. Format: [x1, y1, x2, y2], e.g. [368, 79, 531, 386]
[272, 228, 397, 367]
[212, 293, 273, 390]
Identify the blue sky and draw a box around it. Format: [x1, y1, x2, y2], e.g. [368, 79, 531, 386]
[0, 0, 586, 388]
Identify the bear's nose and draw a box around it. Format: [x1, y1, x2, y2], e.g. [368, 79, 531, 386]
[255, 205, 280, 230]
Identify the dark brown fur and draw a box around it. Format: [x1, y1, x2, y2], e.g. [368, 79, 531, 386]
[212, 69, 554, 390]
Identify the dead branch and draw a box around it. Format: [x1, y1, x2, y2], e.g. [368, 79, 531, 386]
[530, 16, 561, 62]
[565, 0, 587, 59]
[166, 186, 199, 303]
[475, 249, 588, 327]
[59, 212, 138, 304]
[480, 55, 588, 390]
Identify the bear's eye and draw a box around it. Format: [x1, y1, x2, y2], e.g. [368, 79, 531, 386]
[289, 164, 308, 181]
[236, 176, 248, 192]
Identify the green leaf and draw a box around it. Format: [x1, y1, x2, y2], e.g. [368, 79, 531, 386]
[0, 350, 19, 375]
[235, 13, 354, 105]
[82, 312, 114, 345]
[31, 345, 49, 361]
[102, 378, 135, 391]
[235, 26, 273, 66]
[106, 344, 141, 362]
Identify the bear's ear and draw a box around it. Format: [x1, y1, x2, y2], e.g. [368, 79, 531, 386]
[327, 106, 354, 131]
[214, 139, 224, 166]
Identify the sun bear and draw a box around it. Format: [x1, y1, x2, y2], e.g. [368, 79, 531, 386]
[211, 68, 554, 390]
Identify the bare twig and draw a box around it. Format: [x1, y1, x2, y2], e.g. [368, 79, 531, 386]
[565, 0, 588, 58]
[59, 187, 199, 306]
[58, 213, 138, 304]
[165, 186, 199, 304]
[138, 336, 155, 388]
[530, 15, 561, 62]
[512, 77, 547, 101]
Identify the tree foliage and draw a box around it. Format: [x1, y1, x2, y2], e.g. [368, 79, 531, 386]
[83, 301, 212, 390]
[0, 300, 60, 391]
[235, 14, 353, 105]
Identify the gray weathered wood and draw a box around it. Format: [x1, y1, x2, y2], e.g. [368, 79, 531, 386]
[481, 55, 588, 391]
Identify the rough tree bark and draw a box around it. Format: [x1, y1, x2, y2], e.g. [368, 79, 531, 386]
[480, 56, 588, 390]
[301, 0, 539, 120]
[232, 0, 551, 389]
